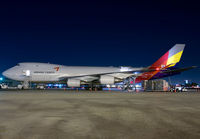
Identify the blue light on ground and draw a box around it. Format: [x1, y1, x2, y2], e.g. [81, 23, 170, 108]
[0, 77, 3, 81]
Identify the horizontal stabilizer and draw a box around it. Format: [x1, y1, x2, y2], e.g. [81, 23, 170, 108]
[161, 66, 197, 74]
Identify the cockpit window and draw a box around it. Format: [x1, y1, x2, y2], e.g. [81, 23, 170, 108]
[16, 64, 20, 66]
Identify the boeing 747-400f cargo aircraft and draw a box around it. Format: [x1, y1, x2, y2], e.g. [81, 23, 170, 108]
[2, 44, 196, 89]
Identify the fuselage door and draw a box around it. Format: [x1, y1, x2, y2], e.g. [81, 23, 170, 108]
[23, 70, 31, 77]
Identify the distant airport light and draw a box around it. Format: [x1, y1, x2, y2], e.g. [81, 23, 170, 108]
[135, 84, 140, 88]
[48, 84, 53, 87]
[0, 77, 3, 81]
[156, 68, 160, 71]
[59, 84, 62, 88]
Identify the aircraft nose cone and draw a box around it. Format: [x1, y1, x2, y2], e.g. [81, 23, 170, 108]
[2, 70, 10, 78]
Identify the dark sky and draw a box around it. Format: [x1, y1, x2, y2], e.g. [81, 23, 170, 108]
[0, 1, 199, 84]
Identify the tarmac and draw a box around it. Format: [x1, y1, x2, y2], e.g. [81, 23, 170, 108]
[0, 90, 200, 139]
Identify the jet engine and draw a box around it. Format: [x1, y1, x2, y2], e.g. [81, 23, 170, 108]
[67, 79, 81, 87]
[100, 75, 115, 84]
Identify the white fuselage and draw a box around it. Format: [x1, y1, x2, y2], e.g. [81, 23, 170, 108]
[2, 63, 141, 84]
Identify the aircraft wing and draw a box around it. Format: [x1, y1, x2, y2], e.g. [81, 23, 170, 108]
[58, 68, 158, 81]
[58, 66, 196, 83]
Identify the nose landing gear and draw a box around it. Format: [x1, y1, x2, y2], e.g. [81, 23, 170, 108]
[21, 70, 31, 89]
[22, 79, 30, 89]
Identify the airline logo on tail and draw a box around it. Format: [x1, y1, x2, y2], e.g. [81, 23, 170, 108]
[150, 44, 185, 70]
[167, 46, 184, 67]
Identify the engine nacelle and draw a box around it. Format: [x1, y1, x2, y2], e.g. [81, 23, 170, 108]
[67, 79, 81, 87]
[100, 75, 115, 85]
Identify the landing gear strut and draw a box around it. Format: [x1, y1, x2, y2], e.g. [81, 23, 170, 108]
[85, 84, 103, 91]
[22, 76, 31, 89]
[21, 70, 31, 89]
[22, 80, 30, 89]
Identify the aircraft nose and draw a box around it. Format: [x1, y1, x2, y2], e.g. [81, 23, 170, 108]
[2, 70, 11, 79]
[2, 67, 24, 81]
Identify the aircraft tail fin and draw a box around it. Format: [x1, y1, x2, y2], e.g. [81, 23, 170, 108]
[135, 44, 189, 83]
[149, 44, 185, 70]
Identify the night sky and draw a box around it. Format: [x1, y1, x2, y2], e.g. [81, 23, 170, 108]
[0, 1, 199, 84]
